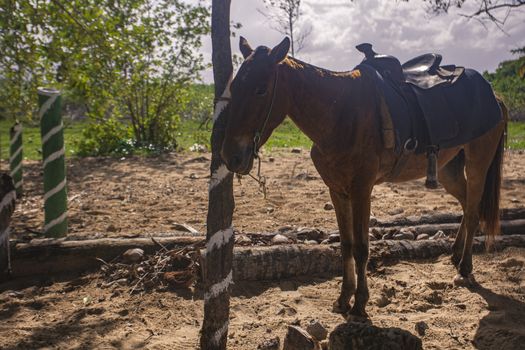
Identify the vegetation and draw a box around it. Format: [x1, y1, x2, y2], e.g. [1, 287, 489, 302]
[484, 56, 525, 121]
[0, 0, 209, 155]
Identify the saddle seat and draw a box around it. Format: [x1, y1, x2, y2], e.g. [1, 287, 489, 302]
[356, 43, 464, 89]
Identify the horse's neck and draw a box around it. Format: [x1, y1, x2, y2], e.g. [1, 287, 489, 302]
[281, 60, 357, 149]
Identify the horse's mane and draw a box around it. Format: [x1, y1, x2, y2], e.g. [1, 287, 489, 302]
[283, 56, 357, 78]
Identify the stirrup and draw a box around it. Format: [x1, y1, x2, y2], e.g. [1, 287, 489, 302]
[425, 145, 439, 189]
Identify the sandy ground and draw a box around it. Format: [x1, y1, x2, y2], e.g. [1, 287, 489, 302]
[1, 149, 524, 349]
[0, 248, 524, 349]
[8, 149, 525, 238]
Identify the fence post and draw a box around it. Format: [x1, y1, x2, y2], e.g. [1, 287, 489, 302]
[0, 174, 16, 281]
[9, 122, 23, 197]
[38, 88, 68, 238]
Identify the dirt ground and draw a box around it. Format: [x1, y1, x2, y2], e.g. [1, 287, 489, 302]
[0, 248, 524, 349]
[1, 149, 524, 349]
[9, 149, 525, 238]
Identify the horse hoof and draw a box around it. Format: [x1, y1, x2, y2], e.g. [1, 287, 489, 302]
[332, 301, 350, 315]
[453, 273, 475, 287]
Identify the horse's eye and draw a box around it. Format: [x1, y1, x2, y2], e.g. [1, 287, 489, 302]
[255, 86, 267, 96]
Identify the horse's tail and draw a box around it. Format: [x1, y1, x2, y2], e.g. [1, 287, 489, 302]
[480, 97, 507, 248]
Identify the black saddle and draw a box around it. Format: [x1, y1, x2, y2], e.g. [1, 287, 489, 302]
[356, 43, 464, 89]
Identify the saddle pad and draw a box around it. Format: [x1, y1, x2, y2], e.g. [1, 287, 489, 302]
[412, 68, 502, 148]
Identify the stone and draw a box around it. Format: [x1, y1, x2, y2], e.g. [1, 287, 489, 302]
[414, 321, 429, 336]
[258, 336, 280, 350]
[430, 230, 446, 240]
[297, 228, 325, 241]
[291, 148, 302, 153]
[369, 215, 378, 226]
[107, 224, 118, 232]
[235, 235, 252, 245]
[306, 320, 328, 341]
[283, 325, 318, 350]
[382, 231, 395, 240]
[388, 207, 404, 216]
[324, 202, 334, 211]
[328, 233, 340, 243]
[329, 322, 422, 350]
[305, 240, 318, 245]
[369, 233, 377, 241]
[269, 157, 275, 162]
[122, 248, 144, 263]
[416, 233, 430, 240]
[272, 234, 290, 244]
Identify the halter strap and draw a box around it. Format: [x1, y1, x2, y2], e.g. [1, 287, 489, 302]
[253, 68, 279, 159]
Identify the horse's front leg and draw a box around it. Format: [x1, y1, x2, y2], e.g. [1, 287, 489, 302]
[329, 189, 356, 314]
[349, 185, 373, 319]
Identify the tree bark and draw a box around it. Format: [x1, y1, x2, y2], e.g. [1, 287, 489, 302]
[201, 1, 235, 349]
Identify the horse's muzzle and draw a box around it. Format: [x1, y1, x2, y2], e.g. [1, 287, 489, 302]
[221, 147, 254, 175]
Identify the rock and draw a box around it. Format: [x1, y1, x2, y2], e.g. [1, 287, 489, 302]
[416, 233, 430, 240]
[305, 240, 318, 245]
[269, 157, 275, 162]
[277, 306, 297, 316]
[328, 233, 340, 243]
[329, 322, 422, 350]
[235, 235, 252, 245]
[291, 148, 302, 153]
[369, 215, 378, 226]
[369, 233, 377, 241]
[272, 234, 290, 244]
[107, 224, 118, 232]
[306, 320, 328, 341]
[324, 202, 334, 211]
[258, 336, 280, 350]
[122, 248, 144, 263]
[283, 325, 318, 350]
[320, 239, 330, 245]
[388, 207, 404, 216]
[297, 228, 325, 241]
[414, 321, 429, 336]
[430, 230, 446, 240]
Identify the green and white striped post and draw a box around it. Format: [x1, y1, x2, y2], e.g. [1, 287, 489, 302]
[9, 122, 23, 197]
[38, 88, 67, 237]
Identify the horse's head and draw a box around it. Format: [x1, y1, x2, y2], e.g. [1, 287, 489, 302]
[221, 36, 290, 174]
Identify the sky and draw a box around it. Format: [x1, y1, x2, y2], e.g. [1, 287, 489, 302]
[199, 0, 525, 83]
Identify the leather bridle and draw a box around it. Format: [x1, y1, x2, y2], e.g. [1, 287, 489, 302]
[252, 67, 279, 159]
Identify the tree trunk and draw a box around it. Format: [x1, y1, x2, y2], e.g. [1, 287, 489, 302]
[201, 1, 235, 349]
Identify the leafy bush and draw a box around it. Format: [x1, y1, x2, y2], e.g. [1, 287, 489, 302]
[76, 118, 134, 157]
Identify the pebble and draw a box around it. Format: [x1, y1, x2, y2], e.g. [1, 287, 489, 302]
[382, 231, 395, 240]
[107, 224, 118, 232]
[430, 230, 446, 240]
[272, 234, 290, 244]
[291, 148, 302, 153]
[328, 233, 340, 243]
[416, 233, 430, 240]
[414, 321, 429, 336]
[283, 325, 317, 350]
[269, 157, 275, 162]
[122, 248, 144, 263]
[388, 207, 404, 216]
[306, 319, 328, 341]
[235, 235, 252, 245]
[257, 336, 280, 350]
[324, 202, 334, 211]
[304, 240, 318, 245]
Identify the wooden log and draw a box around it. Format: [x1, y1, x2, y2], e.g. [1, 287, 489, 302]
[371, 219, 525, 237]
[9, 236, 203, 279]
[372, 208, 525, 228]
[5, 235, 525, 283]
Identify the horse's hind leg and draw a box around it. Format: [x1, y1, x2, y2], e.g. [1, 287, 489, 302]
[456, 126, 504, 284]
[349, 185, 373, 319]
[330, 189, 356, 314]
[438, 151, 467, 267]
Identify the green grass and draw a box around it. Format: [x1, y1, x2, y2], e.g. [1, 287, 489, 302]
[0, 119, 84, 161]
[508, 121, 525, 150]
[2, 118, 523, 161]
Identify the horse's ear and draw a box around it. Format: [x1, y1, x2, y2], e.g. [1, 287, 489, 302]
[270, 37, 290, 64]
[239, 36, 253, 59]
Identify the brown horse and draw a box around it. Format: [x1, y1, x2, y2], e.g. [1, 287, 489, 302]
[221, 36, 507, 318]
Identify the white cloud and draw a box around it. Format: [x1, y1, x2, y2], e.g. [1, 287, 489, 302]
[200, 0, 525, 82]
